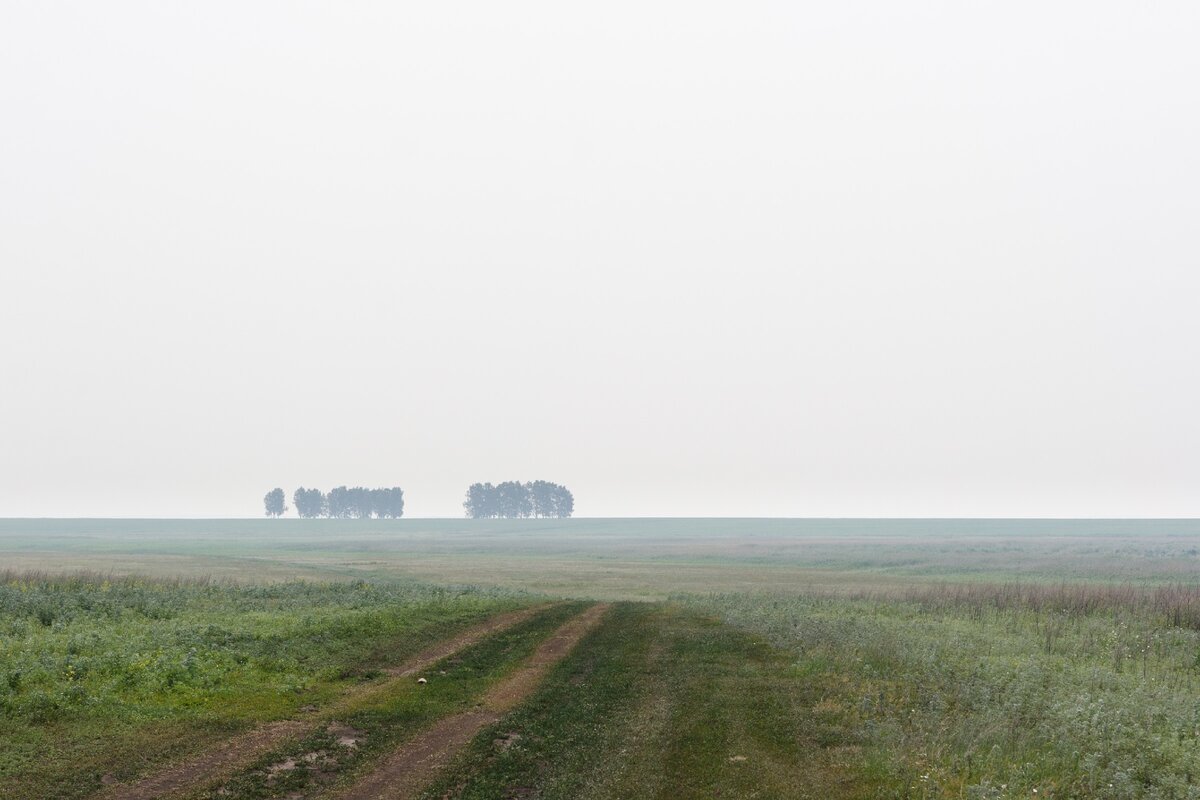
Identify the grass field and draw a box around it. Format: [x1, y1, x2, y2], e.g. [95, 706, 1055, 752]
[4, 518, 1200, 798]
[4, 518, 1200, 595]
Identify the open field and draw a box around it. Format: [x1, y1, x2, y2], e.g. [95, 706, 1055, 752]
[5, 519, 1200, 798]
[4, 518, 1200, 596]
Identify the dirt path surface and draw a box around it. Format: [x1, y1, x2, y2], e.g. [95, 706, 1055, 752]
[336, 603, 611, 800]
[96, 606, 545, 800]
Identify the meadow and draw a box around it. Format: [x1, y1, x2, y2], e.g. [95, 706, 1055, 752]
[4, 518, 1200, 595]
[3, 518, 1200, 798]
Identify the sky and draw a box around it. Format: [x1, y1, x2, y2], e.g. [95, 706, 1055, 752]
[1, 1, 1198, 518]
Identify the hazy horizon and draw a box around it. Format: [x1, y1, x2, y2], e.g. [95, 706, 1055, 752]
[3, 2, 1198, 518]
[5, 515, 1200, 522]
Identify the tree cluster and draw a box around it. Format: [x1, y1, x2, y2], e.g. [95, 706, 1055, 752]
[263, 488, 287, 517]
[463, 480, 573, 519]
[265, 486, 406, 518]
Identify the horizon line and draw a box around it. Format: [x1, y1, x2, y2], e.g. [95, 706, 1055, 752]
[2, 515, 1200, 522]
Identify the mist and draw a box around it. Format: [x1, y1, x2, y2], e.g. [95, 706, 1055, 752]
[2, 2, 1198, 517]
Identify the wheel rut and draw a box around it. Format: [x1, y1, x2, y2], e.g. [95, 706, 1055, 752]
[96, 606, 545, 800]
[335, 602, 611, 800]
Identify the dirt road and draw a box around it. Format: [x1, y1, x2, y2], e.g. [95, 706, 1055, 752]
[98, 606, 544, 800]
[336, 603, 611, 800]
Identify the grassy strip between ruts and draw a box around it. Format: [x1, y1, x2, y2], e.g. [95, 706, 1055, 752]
[419, 602, 879, 800]
[195, 602, 588, 800]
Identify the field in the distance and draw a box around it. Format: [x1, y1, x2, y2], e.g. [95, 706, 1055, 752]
[5, 518, 1200, 800]
[4, 518, 1200, 595]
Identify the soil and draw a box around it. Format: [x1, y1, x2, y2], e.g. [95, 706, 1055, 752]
[336, 603, 610, 800]
[97, 606, 545, 800]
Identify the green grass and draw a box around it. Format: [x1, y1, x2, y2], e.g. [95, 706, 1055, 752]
[7, 519, 1200, 799]
[682, 590, 1200, 799]
[423, 603, 876, 799]
[0, 573, 532, 800]
[409, 589, 1200, 799]
[201, 602, 586, 800]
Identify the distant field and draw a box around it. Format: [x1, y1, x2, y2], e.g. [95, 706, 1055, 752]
[5, 519, 1200, 799]
[3, 518, 1200, 597]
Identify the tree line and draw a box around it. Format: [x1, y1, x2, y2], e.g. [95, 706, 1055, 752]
[263, 486, 405, 518]
[463, 480, 574, 519]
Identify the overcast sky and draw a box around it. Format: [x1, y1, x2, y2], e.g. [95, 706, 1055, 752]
[2, 2, 1198, 518]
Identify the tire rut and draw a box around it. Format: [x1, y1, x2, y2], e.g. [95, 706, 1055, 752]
[96, 606, 546, 800]
[335, 603, 611, 800]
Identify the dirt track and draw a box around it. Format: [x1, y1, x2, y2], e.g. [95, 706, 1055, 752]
[336, 603, 611, 800]
[97, 606, 544, 800]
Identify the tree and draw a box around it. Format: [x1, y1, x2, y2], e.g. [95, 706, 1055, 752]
[373, 487, 405, 518]
[528, 480, 573, 518]
[347, 486, 372, 518]
[528, 480, 557, 518]
[552, 483, 574, 518]
[466, 480, 571, 518]
[496, 481, 532, 518]
[289, 485, 403, 518]
[464, 482, 498, 519]
[263, 488, 286, 517]
[326, 486, 352, 518]
[292, 487, 326, 518]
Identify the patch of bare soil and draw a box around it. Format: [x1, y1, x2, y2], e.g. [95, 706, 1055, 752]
[329, 722, 367, 749]
[100, 720, 310, 800]
[97, 607, 544, 800]
[336, 603, 611, 800]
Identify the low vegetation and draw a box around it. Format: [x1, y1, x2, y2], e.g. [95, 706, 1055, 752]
[423, 603, 874, 799]
[683, 583, 1200, 798]
[203, 602, 585, 800]
[426, 587, 1200, 798]
[6, 521, 1200, 799]
[0, 572, 528, 799]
